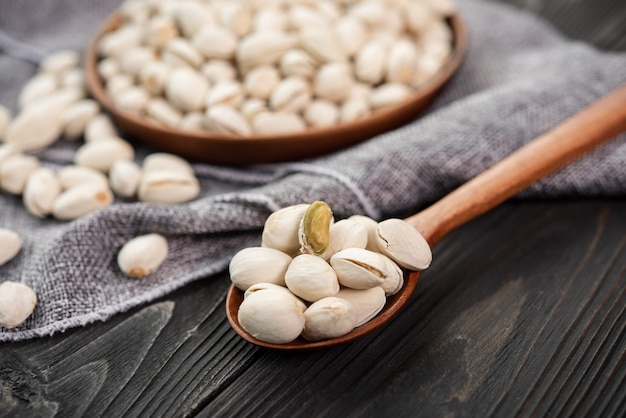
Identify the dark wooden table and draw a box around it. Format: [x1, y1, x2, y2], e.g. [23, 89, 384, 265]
[1, 1, 625, 417]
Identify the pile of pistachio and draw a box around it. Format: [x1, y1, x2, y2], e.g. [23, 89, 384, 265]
[97, 0, 456, 135]
[0, 50, 198, 329]
[231, 201, 432, 343]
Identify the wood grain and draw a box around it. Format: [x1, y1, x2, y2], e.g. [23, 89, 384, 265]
[1, 0, 625, 417]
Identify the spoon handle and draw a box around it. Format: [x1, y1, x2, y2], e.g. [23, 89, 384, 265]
[405, 83, 626, 246]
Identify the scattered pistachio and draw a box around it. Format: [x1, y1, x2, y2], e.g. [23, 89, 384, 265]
[117, 233, 168, 278]
[0, 281, 37, 329]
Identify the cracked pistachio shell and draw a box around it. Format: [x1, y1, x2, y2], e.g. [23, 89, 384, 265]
[386, 39, 419, 84]
[138, 169, 200, 203]
[147, 97, 183, 128]
[244, 282, 306, 308]
[145, 15, 179, 48]
[302, 297, 357, 341]
[58, 165, 109, 189]
[143, 152, 194, 175]
[0, 228, 21, 267]
[279, 49, 317, 79]
[319, 218, 368, 260]
[0, 154, 40, 195]
[201, 60, 237, 84]
[23, 167, 61, 218]
[109, 160, 142, 198]
[205, 105, 251, 136]
[348, 214, 380, 251]
[0, 281, 37, 329]
[205, 80, 245, 108]
[161, 38, 204, 68]
[330, 248, 390, 289]
[238, 287, 306, 344]
[298, 201, 333, 255]
[118, 233, 168, 278]
[380, 255, 404, 296]
[336, 287, 386, 327]
[376, 218, 432, 270]
[74, 138, 135, 173]
[217, 1, 253, 37]
[270, 76, 312, 113]
[229, 247, 293, 291]
[52, 183, 114, 221]
[139, 61, 172, 96]
[262, 204, 310, 255]
[241, 98, 268, 120]
[98, 26, 143, 58]
[285, 254, 339, 302]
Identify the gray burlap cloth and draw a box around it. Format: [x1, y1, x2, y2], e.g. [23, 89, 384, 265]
[0, 0, 625, 341]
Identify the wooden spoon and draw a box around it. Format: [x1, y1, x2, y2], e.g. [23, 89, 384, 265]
[226, 83, 626, 350]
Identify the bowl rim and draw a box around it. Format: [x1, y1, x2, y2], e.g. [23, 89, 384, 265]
[84, 12, 468, 165]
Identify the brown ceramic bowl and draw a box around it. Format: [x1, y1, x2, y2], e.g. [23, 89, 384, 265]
[84, 13, 467, 166]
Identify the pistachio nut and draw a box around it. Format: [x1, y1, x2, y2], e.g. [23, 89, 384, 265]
[192, 25, 238, 60]
[139, 60, 172, 96]
[238, 287, 306, 344]
[279, 48, 317, 81]
[287, 5, 331, 29]
[174, 1, 216, 38]
[98, 25, 143, 58]
[0, 154, 41, 195]
[252, 111, 306, 134]
[319, 218, 368, 260]
[298, 27, 347, 64]
[52, 183, 114, 220]
[284, 254, 339, 302]
[165, 67, 209, 112]
[161, 38, 204, 68]
[354, 40, 387, 85]
[97, 57, 120, 81]
[200, 60, 237, 84]
[243, 66, 280, 100]
[23, 167, 61, 218]
[17, 72, 58, 110]
[145, 15, 179, 48]
[217, 1, 253, 37]
[142, 152, 194, 175]
[117, 233, 169, 278]
[74, 138, 135, 173]
[236, 31, 297, 73]
[336, 287, 386, 327]
[0, 228, 22, 267]
[61, 99, 100, 140]
[204, 80, 245, 108]
[298, 200, 333, 255]
[269, 76, 312, 113]
[106, 73, 135, 100]
[113, 86, 150, 113]
[261, 203, 310, 256]
[109, 160, 142, 198]
[0, 281, 37, 329]
[303, 99, 339, 128]
[60, 68, 86, 90]
[335, 16, 368, 57]
[137, 169, 200, 203]
[40, 49, 80, 75]
[58, 165, 109, 189]
[340, 97, 371, 123]
[241, 98, 268, 120]
[204, 104, 251, 136]
[386, 39, 419, 84]
[380, 255, 404, 296]
[119, 46, 157, 76]
[369, 83, 412, 109]
[330, 247, 389, 290]
[179, 111, 206, 132]
[348, 214, 381, 252]
[84, 114, 117, 142]
[253, 8, 288, 32]
[147, 97, 183, 128]
[313, 62, 353, 102]
[375, 218, 432, 270]
[229, 247, 293, 291]
[302, 297, 357, 341]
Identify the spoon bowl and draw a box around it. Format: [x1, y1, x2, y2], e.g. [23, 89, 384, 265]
[226, 83, 626, 350]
